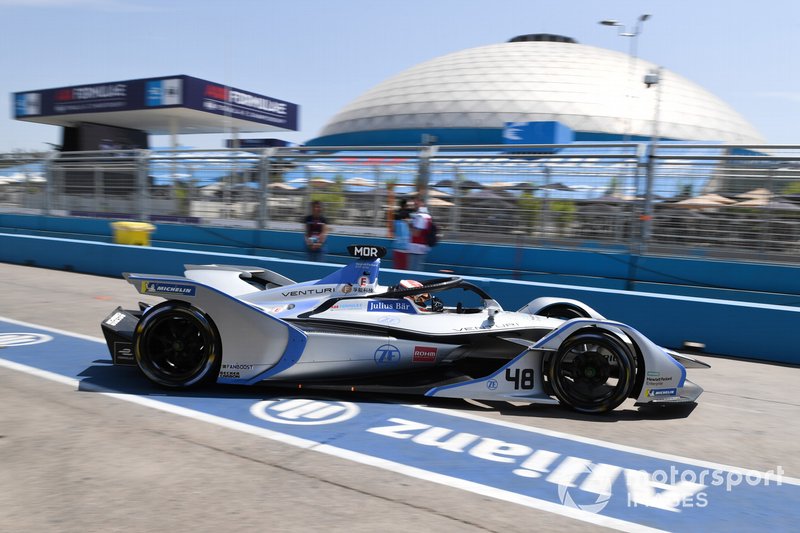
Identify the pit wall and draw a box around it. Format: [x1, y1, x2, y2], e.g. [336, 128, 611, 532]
[2, 231, 798, 365]
[3, 213, 800, 306]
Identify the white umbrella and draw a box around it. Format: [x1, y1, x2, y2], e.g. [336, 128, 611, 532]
[737, 188, 772, 200]
[486, 181, 518, 189]
[674, 196, 728, 209]
[267, 182, 297, 190]
[688, 193, 736, 205]
[345, 177, 376, 187]
[428, 189, 451, 198]
[200, 182, 223, 197]
[428, 197, 454, 207]
[734, 197, 800, 209]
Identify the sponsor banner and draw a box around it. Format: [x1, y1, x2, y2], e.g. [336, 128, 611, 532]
[145, 78, 182, 107]
[330, 301, 365, 311]
[184, 76, 298, 130]
[646, 388, 678, 398]
[15, 93, 41, 116]
[141, 281, 196, 297]
[113, 341, 135, 365]
[374, 344, 401, 364]
[367, 300, 415, 314]
[413, 346, 437, 363]
[13, 75, 298, 131]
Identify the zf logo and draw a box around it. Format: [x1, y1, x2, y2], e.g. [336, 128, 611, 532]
[250, 399, 360, 425]
[0, 333, 53, 347]
[374, 344, 401, 364]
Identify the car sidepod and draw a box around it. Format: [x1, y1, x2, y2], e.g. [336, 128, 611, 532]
[125, 273, 308, 385]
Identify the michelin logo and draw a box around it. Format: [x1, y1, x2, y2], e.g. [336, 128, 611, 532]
[646, 388, 678, 398]
[142, 281, 196, 297]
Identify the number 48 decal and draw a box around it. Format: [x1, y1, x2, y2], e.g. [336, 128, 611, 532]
[505, 368, 534, 390]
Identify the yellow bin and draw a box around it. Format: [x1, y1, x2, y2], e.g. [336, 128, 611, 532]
[111, 221, 155, 246]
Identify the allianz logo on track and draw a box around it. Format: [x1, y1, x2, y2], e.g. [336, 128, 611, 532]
[250, 399, 360, 425]
[0, 332, 53, 347]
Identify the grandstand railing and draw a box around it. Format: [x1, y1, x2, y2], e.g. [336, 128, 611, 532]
[2, 143, 800, 262]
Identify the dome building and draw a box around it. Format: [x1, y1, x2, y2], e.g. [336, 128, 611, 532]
[308, 34, 763, 147]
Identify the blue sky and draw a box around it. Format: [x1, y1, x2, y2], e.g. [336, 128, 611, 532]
[1, 0, 797, 151]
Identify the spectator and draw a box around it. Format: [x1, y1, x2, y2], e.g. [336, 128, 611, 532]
[396, 198, 412, 220]
[303, 200, 329, 261]
[393, 203, 411, 269]
[407, 196, 432, 271]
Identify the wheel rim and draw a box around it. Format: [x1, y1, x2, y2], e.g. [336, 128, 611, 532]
[552, 336, 631, 410]
[140, 311, 212, 383]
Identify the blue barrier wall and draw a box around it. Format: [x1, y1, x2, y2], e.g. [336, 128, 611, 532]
[3, 213, 800, 306]
[2, 232, 798, 365]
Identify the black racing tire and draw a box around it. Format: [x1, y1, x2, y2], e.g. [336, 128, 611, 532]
[133, 301, 221, 388]
[539, 303, 591, 320]
[547, 330, 636, 414]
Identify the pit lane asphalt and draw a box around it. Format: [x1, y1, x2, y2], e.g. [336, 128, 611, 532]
[1, 263, 798, 532]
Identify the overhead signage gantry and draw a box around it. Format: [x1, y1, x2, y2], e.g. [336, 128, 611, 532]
[13, 75, 299, 150]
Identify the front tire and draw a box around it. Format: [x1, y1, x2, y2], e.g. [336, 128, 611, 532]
[547, 330, 635, 413]
[134, 301, 221, 388]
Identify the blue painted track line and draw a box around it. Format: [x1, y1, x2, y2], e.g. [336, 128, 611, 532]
[0, 316, 797, 532]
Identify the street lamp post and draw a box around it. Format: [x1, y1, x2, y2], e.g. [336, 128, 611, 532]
[599, 14, 651, 140]
[599, 14, 652, 288]
[642, 66, 664, 251]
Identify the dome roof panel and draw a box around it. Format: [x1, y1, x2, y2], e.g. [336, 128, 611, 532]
[316, 40, 764, 143]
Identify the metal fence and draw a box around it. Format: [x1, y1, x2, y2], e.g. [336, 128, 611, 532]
[2, 144, 800, 262]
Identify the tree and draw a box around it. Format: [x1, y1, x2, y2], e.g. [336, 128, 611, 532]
[518, 189, 541, 232]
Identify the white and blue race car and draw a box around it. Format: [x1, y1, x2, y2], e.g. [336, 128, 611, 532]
[101, 245, 708, 414]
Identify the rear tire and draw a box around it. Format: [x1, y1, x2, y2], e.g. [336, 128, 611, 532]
[547, 330, 635, 413]
[134, 301, 221, 388]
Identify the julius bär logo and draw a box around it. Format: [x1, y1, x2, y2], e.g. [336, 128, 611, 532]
[367, 300, 414, 313]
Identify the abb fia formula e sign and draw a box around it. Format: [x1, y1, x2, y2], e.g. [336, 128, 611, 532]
[14, 75, 298, 131]
[196, 80, 297, 129]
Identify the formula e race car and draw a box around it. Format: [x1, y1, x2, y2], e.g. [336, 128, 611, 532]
[101, 245, 708, 414]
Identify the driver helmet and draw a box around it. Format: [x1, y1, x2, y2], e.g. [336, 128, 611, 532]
[398, 279, 429, 307]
